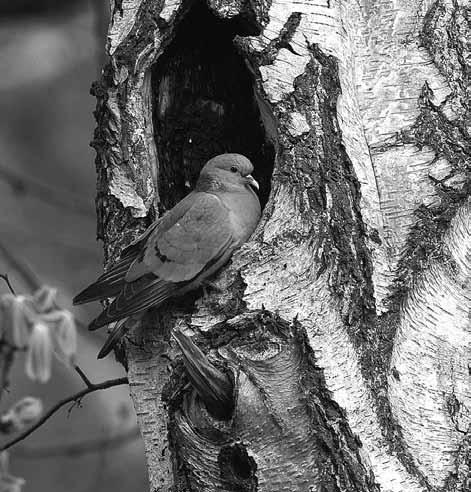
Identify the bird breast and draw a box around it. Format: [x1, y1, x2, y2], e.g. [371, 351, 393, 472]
[220, 188, 261, 244]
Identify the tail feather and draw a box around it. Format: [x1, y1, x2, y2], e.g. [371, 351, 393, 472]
[73, 254, 136, 305]
[89, 276, 180, 330]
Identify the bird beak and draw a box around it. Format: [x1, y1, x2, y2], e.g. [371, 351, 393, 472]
[245, 175, 259, 191]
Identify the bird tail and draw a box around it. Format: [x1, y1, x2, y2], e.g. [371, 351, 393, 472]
[97, 319, 129, 359]
[88, 276, 179, 330]
[73, 253, 136, 305]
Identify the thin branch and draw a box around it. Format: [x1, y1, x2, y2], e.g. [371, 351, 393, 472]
[0, 274, 16, 295]
[14, 426, 140, 459]
[0, 377, 128, 452]
[74, 365, 94, 389]
[0, 164, 94, 218]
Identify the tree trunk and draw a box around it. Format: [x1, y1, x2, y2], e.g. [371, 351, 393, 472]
[91, 0, 471, 490]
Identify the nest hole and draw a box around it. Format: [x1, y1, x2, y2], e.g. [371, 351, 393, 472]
[152, 1, 275, 212]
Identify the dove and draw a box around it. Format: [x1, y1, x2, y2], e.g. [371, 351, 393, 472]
[74, 153, 261, 357]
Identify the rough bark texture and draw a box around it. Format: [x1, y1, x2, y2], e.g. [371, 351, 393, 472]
[91, 0, 471, 490]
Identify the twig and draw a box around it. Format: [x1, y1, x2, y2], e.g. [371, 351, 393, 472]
[74, 365, 93, 389]
[0, 377, 128, 452]
[0, 274, 16, 295]
[14, 427, 140, 458]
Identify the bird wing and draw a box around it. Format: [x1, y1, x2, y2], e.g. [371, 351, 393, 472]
[89, 192, 236, 329]
[126, 192, 234, 282]
[72, 250, 136, 305]
[73, 192, 198, 306]
[72, 221, 160, 305]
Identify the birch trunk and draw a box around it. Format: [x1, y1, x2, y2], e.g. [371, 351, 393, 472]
[92, 0, 471, 490]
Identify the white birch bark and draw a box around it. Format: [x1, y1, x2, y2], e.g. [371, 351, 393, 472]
[93, 0, 471, 490]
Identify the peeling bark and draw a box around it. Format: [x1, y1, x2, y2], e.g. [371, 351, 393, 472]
[91, 0, 471, 490]
[166, 313, 378, 491]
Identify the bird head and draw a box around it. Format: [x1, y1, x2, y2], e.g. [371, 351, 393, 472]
[197, 154, 260, 193]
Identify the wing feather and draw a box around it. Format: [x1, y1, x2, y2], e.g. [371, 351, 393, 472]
[89, 276, 179, 329]
[73, 221, 162, 305]
[73, 252, 136, 305]
[87, 192, 239, 329]
[126, 193, 233, 283]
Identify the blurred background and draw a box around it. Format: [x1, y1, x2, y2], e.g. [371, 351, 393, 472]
[0, 0, 148, 490]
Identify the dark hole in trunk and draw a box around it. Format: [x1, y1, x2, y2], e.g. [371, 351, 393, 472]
[151, 0, 274, 213]
[218, 442, 258, 491]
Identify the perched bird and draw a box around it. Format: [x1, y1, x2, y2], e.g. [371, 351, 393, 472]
[74, 153, 261, 358]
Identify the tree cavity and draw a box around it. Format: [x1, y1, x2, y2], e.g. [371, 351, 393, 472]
[151, 0, 275, 213]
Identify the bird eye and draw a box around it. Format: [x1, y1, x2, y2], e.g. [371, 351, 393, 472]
[230, 166, 238, 173]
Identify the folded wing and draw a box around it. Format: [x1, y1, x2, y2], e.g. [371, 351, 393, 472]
[88, 192, 236, 329]
[73, 221, 160, 305]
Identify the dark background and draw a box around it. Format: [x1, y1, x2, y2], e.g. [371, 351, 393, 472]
[0, 1, 147, 490]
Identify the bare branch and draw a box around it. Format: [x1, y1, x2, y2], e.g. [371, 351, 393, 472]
[74, 365, 94, 389]
[0, 376, 128, 452]
[0, 274, 16, 295]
